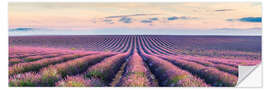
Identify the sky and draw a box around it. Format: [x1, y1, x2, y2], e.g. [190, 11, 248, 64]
[8, 3, 262, 36]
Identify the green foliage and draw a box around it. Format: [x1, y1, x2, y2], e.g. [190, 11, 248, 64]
[24, 58, 35, 62]
[9, 80, 36, 87]
[71, 48, 76, 50]
[40, 67, 61, 86]
[86, 70, 105, 81]
[169, 74, 189, 85]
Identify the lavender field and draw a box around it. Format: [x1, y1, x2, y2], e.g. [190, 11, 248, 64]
[9, 35, 261, 87]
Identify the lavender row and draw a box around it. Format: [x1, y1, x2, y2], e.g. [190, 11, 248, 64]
[159, 55, 238, 86]
[9, 53, 90, 75]
[85, 52, 130, 85]
[137, 43, 208, 86]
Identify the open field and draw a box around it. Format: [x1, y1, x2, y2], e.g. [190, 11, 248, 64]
[9, 35, 261, 87]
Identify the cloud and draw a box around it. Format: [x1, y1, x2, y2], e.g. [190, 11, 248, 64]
[167, 16, 198, 21]
[179, 16, 198, 20]
[215, 9, 234, 12]
[139, 17, 161, 26]
[141, 20, 152, 23]
[105, 14, 160, 18]
[226, 19, 234, 21]
[118, 17, 132, 23]
[99, 15, 198, 24]
[103, 19, 114, 24]
[149, 17, 158, 21]
[9, 28, 33, 32]
[227, 17, 261, 23]
[239, 17, 261, 23]
[101, 14, 160, 24]
[168, 16, 179, 21]
[214, 27, 262, 31]
[141, 17, 160, 23]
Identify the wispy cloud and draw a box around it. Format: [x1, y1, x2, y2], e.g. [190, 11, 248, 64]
[167, 16, 198, 21]
[9, 28, 34, 32]
[226, 17, 262, 23]
[215, 9, 234, 12]
[99, 15, 199, 25]
[226, 19, 234, 22]
[214, 27, 261, 30]
[149, 17, 158, 21]
[94, 14, 161, 24]
[105, 14, 160, 19]
[118, 17, 132, 24]
[140, 17, 159, 23]
[141, 20, 153, 23]
[179, 16, 198, 20]
[103, 19, 114, 24]
[168, 16, 179, 21]
[239, 17, 261, 23]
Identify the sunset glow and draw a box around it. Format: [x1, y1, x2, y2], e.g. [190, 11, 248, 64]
[9, 3, 262, 35]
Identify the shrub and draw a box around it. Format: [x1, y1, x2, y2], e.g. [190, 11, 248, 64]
[9, 72, 41, 87]
[55, 76, 104, 87]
